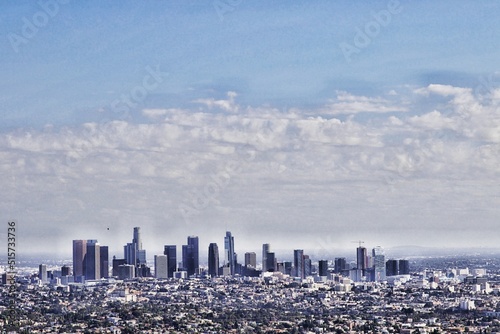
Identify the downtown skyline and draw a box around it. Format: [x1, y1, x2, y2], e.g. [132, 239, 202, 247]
[0, 1, 499, 255]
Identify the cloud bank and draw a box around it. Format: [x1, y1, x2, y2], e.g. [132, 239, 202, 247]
[1, 85, 499, 257]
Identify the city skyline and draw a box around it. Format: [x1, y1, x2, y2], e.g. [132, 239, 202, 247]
[67, 227, 410, 282]
[1, 2, 500, 255]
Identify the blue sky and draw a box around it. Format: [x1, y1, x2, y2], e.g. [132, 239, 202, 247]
[0, 1, 499, 257]
[2, 1, 499, 128]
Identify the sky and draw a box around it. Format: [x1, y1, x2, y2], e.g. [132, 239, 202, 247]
[0, 1, 499, 259]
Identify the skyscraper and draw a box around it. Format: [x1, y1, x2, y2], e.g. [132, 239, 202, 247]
[245, 252, 257, 268]
[386, 259, 399, 276]
[334, 257, 347, 274]
[100, 246, 109, 278]
[318, 260, 328, 277]
[182, 236, 199, 276]
[304, 255, 312, 277]
[133, 227, 142, 250]
[266, 252, 277, 272]
[208, 243, 219, 277]
[399, 259, 410, 275]
[356, 246, 368, 274]
[294, 249, 305, 279]
[125, 227, 145, 266]
[164, 245, 177, 278]
[224, 231, 235, 275]
[262, 243, 270, 272]
[39, 264, 47, 283]
[154, 255, 168, 279]
[112, 257, 126, 277]
[372, 246, 386, 282]
[84, 240, 100, 280]
[72, 240, 86, 281]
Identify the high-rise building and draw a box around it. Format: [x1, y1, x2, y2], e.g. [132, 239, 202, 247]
[399, 259, 410, 275]
[266, 252, 277, 272]
[100, 246, 109, 278]
[112, 257, 126, 277]
[39, 264, 47, 283]
[208, 243, 219, 277]
[334, 257, 347, 274]
[125, 227, 146, 266]
[84, 240, 100, 280]
[372, 246, 386, 282]
[124, 243, 136, 266]
[164, 245, 177, 278]
[182, 236, 199, 276]
[245, 252, 257, 268]
[224, 231, 235, 275]
[133, 227, 142, 250]
[294, 249, 305, 279]
[304, 255, 312, 277]
[262, 243, 270, 272]
[356, 246, 368, 273]
[386, 259, 399, 276]
[61, 265, 70, 277]
[72, 240, 87, 280]
[154, 255, 168, 279]
[318, 260, 328, 277]
[118, 264, 135, 280]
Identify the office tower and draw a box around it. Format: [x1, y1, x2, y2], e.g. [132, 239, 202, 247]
[266, 252, 277, 272]
[61, 265, 70, 277]
[372, 246, 386, 282]
[208, 243, 219, 277]
[125, 227, 146, 268]
[133, 227, 142, 250]
[262, 243, 270, 272]
[334, 257, 347, 274]
[84, 240, 100, 280]
[100, 246, 109, 278]
[39, 264, 47, 283]
[318, 260, 328, 277]
[356, 246, 368, 273]
[182, 236, 199, 276]
[399, 259, 410, 275]
[304, 255, 312, 277]
[118, 264, 135, 280]
[164, 245, 177, 278]
[294, 249, 305, 279]
[72, 240, 86, 280]
[154, 255, 168, 279]
[112, 257, 127, 277]
[124, 243, 136, 266]
[386, 259, 399, 276]
[284, 261, 293, 276]
[245, 252, 257, 268]
[224, 231, 235, 275]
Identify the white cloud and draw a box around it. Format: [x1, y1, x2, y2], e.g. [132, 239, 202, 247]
[321, 91, 408, 115]
[192, 91, 239, 113]
[1, 87, 500, 255]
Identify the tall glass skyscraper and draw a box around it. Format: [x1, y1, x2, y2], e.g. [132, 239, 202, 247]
[163, 245, 177, 278]
[208, 243, 219, 277]
[262, 243, 270, 272]
[73, 240, 86, 281]
[293, 249, 304, 279]
[182, 236, 199, 276]
[84, 240, 100, 280]
[356, 246, 368, 274]
[372, 246, 386, 282]
[224, 231, 235, 275]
